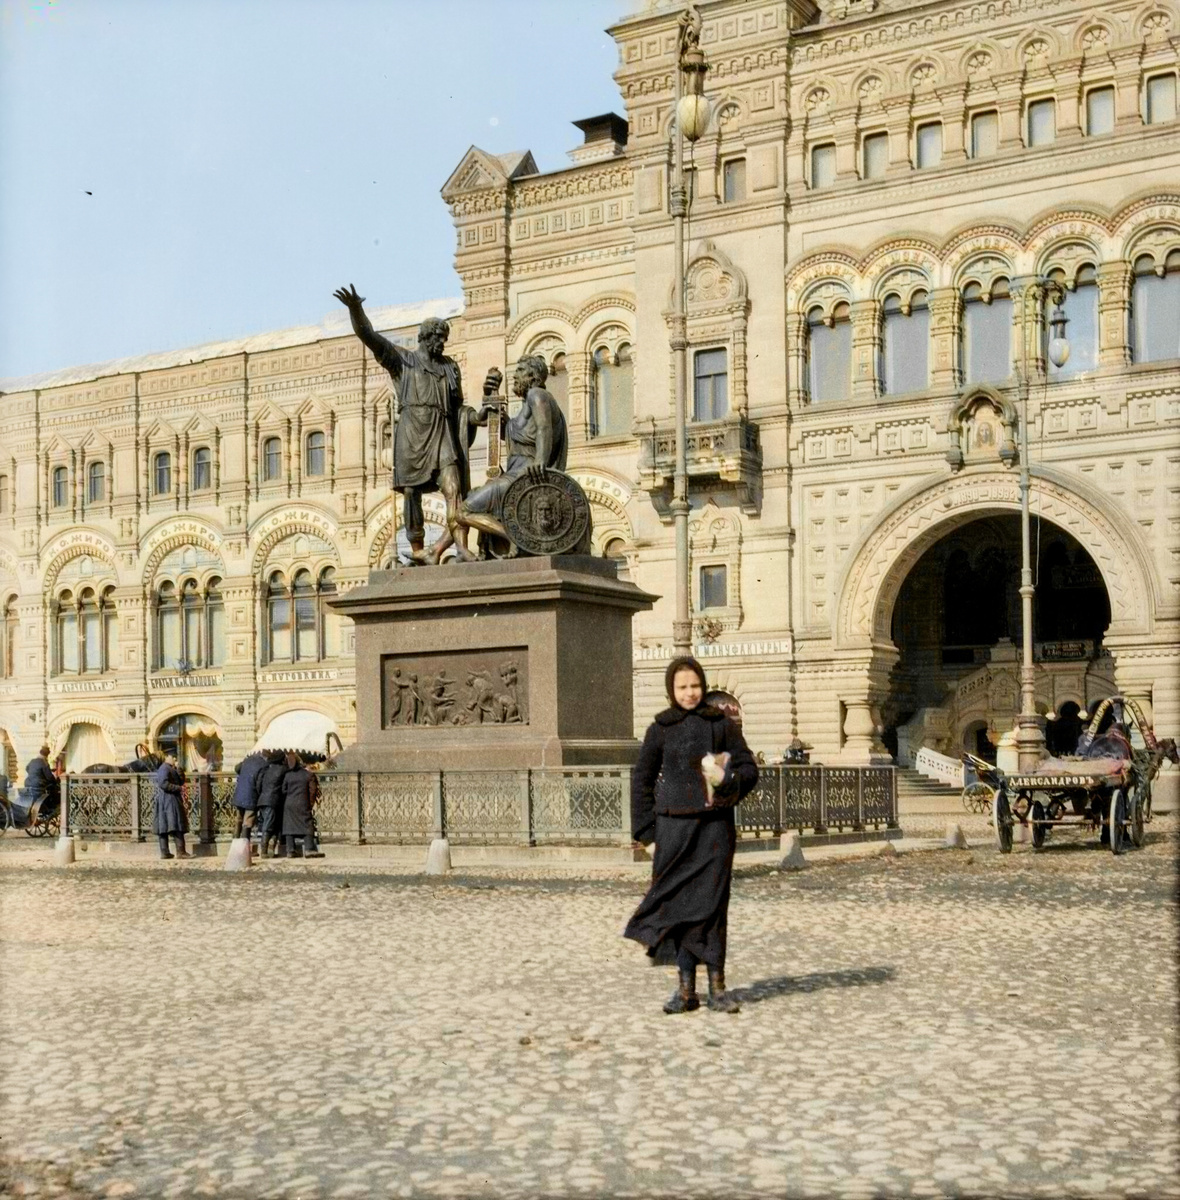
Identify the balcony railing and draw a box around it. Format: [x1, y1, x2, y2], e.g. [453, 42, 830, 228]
[637, 412, 762, 516]
[60, 765, 896, 846]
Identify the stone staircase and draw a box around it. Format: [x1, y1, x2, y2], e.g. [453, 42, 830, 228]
[895, 766, 965, 814]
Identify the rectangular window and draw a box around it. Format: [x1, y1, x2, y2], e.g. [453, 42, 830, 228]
[1027, 98, 1056, 146]
[915, 122, 942, 168]
[970, 111, 999, 158]
[862, 132, 889, 179]
[83, 610, 101, 672]
[1085, 87, 1115, 136]
[692, 349, 728, 421]
[1146, 74, 1178, 124]
[88, 463, 105, 503]
[160, 608, 181, 670]
[305, 434, 325, 477]
[269, 598, 291, 661]
[154, 455, 171, 496]
[192, 450, 211, 491]
[700, 565, 727, 611]
[295, 595, 316, 660]
[61, 612, 78, 673]
[810, 143, 836, 189]
[722, 158, 746, 203]
[52, 469, 68, 508]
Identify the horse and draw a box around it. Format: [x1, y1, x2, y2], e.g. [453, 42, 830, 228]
[80, 743, 164, 775]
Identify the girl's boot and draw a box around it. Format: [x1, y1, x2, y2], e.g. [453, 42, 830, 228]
[663, 965, 700, 1014]
[706, 965, 740, 1013]
[174, 835, 191, 860]
[158, 835, 173, 860]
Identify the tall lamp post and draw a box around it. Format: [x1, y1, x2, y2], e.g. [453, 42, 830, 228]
[670, 3, 710, 654]
[1014, 278, 1069, 770]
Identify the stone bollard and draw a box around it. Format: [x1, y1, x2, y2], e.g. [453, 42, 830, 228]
[778, 831, 806, 871]
[425, 837, 452, 875]
[875, 839, 898, 857]
[945, 823, 969, 849]
[224, 837, 253, 872]
[53, 835, 76, 867]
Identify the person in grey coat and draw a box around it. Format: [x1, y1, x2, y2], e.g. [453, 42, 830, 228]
[253, 751, 288, 858]
[231, 752, 268, 840]
[280, 752, 324, 859]
[152, 752, 190, 860]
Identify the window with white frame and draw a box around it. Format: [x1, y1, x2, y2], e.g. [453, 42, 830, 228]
[52, 466, 68, 508]
[192, 446, 212, 491]
[915, 122, 942, 168]
[1047, 266, 1099, 377]
[265, 567, 339, 664]
[1131, 250, 1180, 362]
[692, 348, 728, 421]
[305, 430, 326, 476]
[962, 279, 1013, 384]
[87, 461, 105, 504]
[52, 586, 116, 675]
[806, 303, 852, 402]
[1145, 73, 1177, 124]
[153, 576, 224, 670]
[1027, 98, 1056, 147]
[590, 344, 633, 438]
[1, 594, 16, 677]
[547, 352, 568, 418]
[263, 436, 282, 482]
[722, 158, 746, 203]
[881, 290, 930, 395]
[1085, 87, 1115, 136]
[970, 111, 999, 158]
[810, 143, 836, 188]
[862, 132, 888, 179]
[699, 564, 728, 611]
[153, 452, 172, 496]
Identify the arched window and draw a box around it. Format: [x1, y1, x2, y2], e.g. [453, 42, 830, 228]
[181, 579, 202, 667]
[80, 588, 102, 672]
[88, 461, 105, 504]
[319, 568, 340, 658]
[305, 431, 326, 476]
[155, 581, 181, 670]
[293, 569, 316, 660]
[267, 572, 291, 662]
[206, 577, 225, 667]
[192, 446, 212, 491]
[807, 302, 852, 402]
[56, 590, 79, 674]
[693, 349, 728, 421]
[154, 452, 172, 496]
[102, 586, 118, 672]
[962, 278, 1012, 384]
[603, 537, 630, 582]
[52, 466, 68, 508]
[1048, 266, 1099, 378]
[2, 595, 17, 678]
[263, 436, 282, 482]
[881, 290, 930, 395]
[1131, 251, 1180, 363]
[590, 344, 633, 438]
[547, 353, 568, 418]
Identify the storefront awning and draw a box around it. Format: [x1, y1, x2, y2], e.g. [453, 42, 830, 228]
[253, 710, 340, 758]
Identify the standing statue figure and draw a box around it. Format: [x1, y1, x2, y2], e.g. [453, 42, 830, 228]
[451, 355, 568, 561]
[333, 284, 499, 565]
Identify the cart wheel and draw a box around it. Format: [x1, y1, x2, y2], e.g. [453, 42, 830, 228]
[962, 782, 995, 814]
[993, 787, 1013, 854]
[1030, 800, 1047, 850]
[1129, 787, 1145, 849]
[1108, 787, 1127, 856]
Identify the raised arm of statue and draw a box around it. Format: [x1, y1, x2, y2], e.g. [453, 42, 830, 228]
[333, 284, 405, 379]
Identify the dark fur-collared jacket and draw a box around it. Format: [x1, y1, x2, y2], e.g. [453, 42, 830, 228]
[630, 704, 759, 845]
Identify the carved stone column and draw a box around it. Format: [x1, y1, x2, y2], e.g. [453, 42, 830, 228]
[786, 312, 808, 409]
[939, 86, 968, 163]
[995, 74, 1024, 148]
[851, 299, 881, 400]
[1097, 261, 1133, 366]
[928, 287, 962, 391]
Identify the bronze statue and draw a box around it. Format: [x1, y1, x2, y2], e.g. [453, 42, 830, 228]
[451, 355, 568, 560]
[333, 284, 499, 565]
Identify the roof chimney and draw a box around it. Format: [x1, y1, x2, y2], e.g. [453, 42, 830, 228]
[567, 113, 629, 165]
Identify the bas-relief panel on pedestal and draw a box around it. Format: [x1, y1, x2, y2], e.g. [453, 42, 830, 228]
[381, 650, 528, 728]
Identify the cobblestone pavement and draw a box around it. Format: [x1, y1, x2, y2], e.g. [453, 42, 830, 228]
[1, 820, 1177, 1199]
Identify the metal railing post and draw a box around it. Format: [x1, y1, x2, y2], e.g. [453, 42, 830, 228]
[777, 765, 785, 836]
[129, 775, 141, 841]
[198, 775, 214, 844]
[520, 770, 533, 846]
[353, 771, 364, 845]
[855, 768, 865, 831]
[60, 774, 70, 838]
[817, 767, 828, 833]
[431, 771, 445, 841]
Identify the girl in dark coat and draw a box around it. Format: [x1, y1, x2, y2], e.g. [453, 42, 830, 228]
[624, 656, 758, 1014]
[253, 751, 288, 858]
[280, 753, 324, 858]
[152, 753, 190, 859]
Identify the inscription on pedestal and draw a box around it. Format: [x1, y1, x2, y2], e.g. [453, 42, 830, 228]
[382, 649, 528, 728]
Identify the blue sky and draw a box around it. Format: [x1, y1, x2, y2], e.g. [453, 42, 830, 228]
[0, 0, 634, 378]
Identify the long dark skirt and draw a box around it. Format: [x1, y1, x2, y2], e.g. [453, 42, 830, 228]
[623, 808, 736, 968]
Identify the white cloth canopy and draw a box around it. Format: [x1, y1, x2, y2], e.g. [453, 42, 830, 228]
[62, 723, 117, 772]
[252, 710, 340, 757]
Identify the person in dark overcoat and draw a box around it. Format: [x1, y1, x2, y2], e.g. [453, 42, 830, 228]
[152, 752, 190, 859]
[253, 751, 288, 858]
[23, 745, 59, 805]
[280, 752, 324, 859]
[232, 752, 267, 841]
[624, 656, 758, 1014]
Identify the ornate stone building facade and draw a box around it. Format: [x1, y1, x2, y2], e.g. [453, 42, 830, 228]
[2, 0, 1178, 775]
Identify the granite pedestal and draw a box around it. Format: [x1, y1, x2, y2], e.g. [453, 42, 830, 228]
[329, 556, 656, 771]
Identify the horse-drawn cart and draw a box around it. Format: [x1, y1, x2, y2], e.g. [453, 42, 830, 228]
[991, 697, 1176, 855]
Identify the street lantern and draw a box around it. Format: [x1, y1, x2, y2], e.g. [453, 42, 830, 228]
[1047, 299, 1070, 369]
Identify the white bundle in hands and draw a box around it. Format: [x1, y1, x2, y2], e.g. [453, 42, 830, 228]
[701, 751, 731, 807]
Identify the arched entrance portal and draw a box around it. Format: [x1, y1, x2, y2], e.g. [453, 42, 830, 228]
[885, 514, 1113, 763]
[156, 714, 223, 773]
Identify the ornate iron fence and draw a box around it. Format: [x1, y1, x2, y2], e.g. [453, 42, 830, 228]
[62, 765, 896, 846]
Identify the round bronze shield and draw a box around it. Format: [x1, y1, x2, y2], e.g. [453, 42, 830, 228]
[502, 469, 590, 557]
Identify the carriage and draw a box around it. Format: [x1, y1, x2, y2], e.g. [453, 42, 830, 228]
[0, 790, 60, 837]
[989, 696, 1176, 855]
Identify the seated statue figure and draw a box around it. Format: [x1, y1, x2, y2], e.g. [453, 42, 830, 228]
[452, 355, 568, 561]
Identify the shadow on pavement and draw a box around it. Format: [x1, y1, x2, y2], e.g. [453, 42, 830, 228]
[732, 964, 895, 1005]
